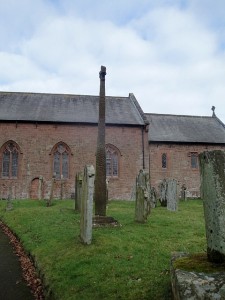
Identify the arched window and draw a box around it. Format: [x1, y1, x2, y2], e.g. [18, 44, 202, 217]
[162, 153, 167, 169]
[106, 145, 120, 177]
[52, 143, 70, 179]
[2, 142, 19, 178]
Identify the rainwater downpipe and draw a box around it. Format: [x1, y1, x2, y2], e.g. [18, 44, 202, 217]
[142, 126, 145, 169]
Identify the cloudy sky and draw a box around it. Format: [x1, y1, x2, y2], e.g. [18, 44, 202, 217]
[1, 0, 225, 122]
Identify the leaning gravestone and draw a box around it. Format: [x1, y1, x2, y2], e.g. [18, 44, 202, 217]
[75, 172, 83, 212]
[199, 150, 225, 263]
[80, 165, 95, 245]
[167, 179, 178, 212]
[135, 170, 151, 223]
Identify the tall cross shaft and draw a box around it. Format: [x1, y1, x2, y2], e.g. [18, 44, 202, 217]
[94, 66, 107, 216]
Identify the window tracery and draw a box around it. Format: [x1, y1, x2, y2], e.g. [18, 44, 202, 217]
[2, 142, 19, 178]
[53, 143, 69, 179]
[106, 145, 119, 177]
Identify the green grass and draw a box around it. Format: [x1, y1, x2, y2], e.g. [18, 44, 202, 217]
[0, 199, 206, 300]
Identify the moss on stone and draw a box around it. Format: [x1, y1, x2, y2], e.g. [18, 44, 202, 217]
[173, 253, 225, 273]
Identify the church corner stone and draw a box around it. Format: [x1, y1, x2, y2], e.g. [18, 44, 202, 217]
[80, 165, 95, 245]
[199, 150, 225, 263]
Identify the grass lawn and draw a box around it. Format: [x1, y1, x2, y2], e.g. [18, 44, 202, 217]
[0, 199, 205, 300]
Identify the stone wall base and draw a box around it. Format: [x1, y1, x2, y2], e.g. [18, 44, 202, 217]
[171, 252, 225, 300]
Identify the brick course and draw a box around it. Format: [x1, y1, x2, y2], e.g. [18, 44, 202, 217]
[149, 143, 225, 198]
[0, 122, 148, 200]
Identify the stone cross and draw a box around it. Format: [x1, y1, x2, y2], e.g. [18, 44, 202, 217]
[199, 150, 225, 263]
[80, 165, 95, 245]
[135, 170, 151, 223]
[94, 66, 107, 216]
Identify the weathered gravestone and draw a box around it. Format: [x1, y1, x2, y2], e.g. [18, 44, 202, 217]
[135, 170, 151, 223]
[180, 184, 187, 201]
[80, 165, 95, 245]
[75, 172, 83, 212]
[6, 186, 13, 211]
[38, 176, 43, 200]
[47, 176, 55, 207]
[167, 179, 178, 212]
[149, 186, 157, 208]
[159, 179, 167, 207]
[199, 150, 225, 263]
[159, 179, 178, 211]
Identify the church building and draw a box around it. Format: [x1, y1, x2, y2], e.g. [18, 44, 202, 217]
[0, 91, 149, 200]
[146, 112, 225, 198]
[0, 91, 225, 200]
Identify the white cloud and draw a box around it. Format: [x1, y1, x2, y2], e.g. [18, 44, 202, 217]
[0, 1, 225, 123]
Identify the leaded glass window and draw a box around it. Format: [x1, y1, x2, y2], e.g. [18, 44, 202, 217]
[53, 143, 69, 179]
[2, 142, 19, 178]
[191, 153, 198, 169]
[162, 153, 167, 169]
[106, 145, 119, 177]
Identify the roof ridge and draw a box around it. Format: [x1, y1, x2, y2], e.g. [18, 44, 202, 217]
[0, 91, 98, 97]
[0, 91, 129, 99]
[145, 112, 212, 119]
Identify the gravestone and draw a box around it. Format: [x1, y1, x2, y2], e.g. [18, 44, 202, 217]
[80, 165, 95, 245]
[166, 179, 178, 212]
[135, 170, 151, 223]
[6, 186, 13, 211]
[149, 186, 157, 208]
[75, 172, 83, 212]
[199, 150, 225, 263]
[180, 184, 187, 201]
[38, 176, 43, 200]
[60, 175, 64, 200]
[47, 176, 55, 207]
[130, 184, 136, 201]
[159, 179, 178, 211]
[159, 179, 167, 207]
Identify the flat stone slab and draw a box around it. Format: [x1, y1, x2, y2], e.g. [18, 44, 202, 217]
[171, 252, 225, 300]
[92, 216, 121, 228]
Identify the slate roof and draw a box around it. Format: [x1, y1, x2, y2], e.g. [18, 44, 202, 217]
[0, 91, 145, 126]
[146, 113, 225, 144]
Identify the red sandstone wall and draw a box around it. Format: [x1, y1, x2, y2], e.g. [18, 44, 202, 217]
[149, 143, 225, 198]
[0, 122, 148, 200]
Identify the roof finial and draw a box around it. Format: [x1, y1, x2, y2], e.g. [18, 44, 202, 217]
[211, 106, 216, 117]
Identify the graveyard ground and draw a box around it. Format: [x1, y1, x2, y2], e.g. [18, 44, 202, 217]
[0, 199, 205, 300]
